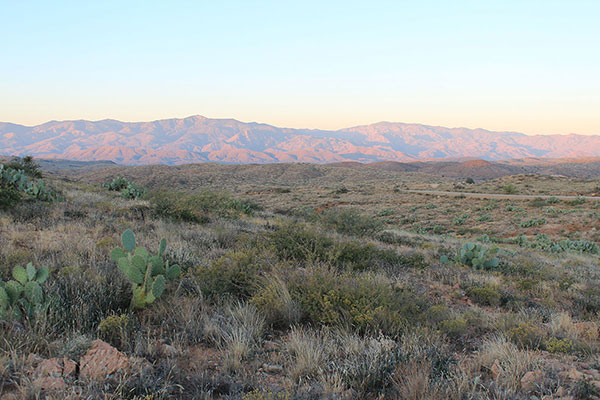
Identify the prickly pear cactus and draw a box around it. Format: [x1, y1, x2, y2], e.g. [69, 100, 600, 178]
[0, 164, 59, 202]
[110, 229, 181, 309]
[440, 242, 499, 270]
[0, 263, 50, 320]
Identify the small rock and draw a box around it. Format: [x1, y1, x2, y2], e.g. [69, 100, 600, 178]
[490, 359, 502, 379]
[263, 340, 278, 352]
[262, 363, 283, 374]
[80, 339, 129, 380]
[157, 343, 178, 357]
[560, 367, 584, 381]
[25, 353, 43, 369]
[32, 357, 76, 392]
[584, 369, 600, 380]
[33, 377, 66, 391]
[556, 386, 568, 396]
[521, 370, 543, 392]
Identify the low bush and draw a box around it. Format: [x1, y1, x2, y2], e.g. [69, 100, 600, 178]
[545, 337, 573, 354]
[268, 223, 426, 272]
[150, 190, 262, 223]
[465, 285, 501, 307]
[195, 249, 268, 300]
[320, 208, 382, 237]
[508, 322, 545, 349]
[288, 268, 429, 334]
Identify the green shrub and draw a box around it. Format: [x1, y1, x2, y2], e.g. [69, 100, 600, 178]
[508, 322, 544, 349]
[567, 196, 586, 206]
[150, 190, 261, 222]
[453, 213, 469, 225]
[503, 184, 517, 194]
[320, 208, 382, 237]
[195, 250, 267, 300]
[545, 337, 573, 354]
[439, 318, 468, 338]
[110, 230, 181, 309]
[478, 214, 492, 222]
[465, 285, 501, 307]
[99, 313, 132, 348]
[288, 268, 428, 334]
[520, 218, 546, 228]
[267, 223, 335, 263]
[268, 223, 425, 272]
[0, 186, 21, 210]
[103, 177, 146, 200]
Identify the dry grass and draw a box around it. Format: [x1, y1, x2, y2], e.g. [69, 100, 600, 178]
[1, 164, 600, 398]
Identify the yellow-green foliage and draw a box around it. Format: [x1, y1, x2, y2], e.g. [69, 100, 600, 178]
[150, 190, 261, 223]
[287, 268, 428, 334]
[195, 249, 268, 299]
[99, 314, 130, 348]
[466, 285, 501, 307]
[250, 274, 299, 327]
[243, 389, 291, 400]
[439, 318, 468, 338]
[545, 337, 573, 354]
[266, 223, 425, 271]
[508, 322, 545, 349]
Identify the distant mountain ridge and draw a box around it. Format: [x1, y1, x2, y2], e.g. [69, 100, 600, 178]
[1, 115, 600, 165]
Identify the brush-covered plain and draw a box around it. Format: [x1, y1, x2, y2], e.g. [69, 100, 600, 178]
[1, 161, 600, 399]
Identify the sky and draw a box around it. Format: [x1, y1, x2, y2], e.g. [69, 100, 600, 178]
[1, 0, 599, 135]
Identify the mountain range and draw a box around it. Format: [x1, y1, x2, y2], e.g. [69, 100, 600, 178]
[1, 115, 600, 165]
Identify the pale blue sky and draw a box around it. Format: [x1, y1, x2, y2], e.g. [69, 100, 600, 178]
[1, 0, 599, 134]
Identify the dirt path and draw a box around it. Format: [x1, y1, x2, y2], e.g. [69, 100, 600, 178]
[398, 189, 599, 201]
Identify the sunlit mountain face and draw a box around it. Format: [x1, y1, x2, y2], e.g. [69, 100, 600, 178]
[1, 116, 599, 165]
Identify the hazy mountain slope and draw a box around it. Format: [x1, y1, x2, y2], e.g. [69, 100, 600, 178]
[1, 116, 600, 165]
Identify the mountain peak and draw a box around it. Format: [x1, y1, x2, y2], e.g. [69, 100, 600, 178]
[1, 117, 599, 165]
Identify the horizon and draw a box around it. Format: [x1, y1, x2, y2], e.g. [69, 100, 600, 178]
[2, 1, 600, 135]
[2, 114, 599, 138]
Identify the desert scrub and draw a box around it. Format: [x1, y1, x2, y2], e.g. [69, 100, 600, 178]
[288, 267, 428, 334]
[465, 285, 502, 307]
[98, 313, 132, 348]
[520, 217, 546, 228]
[319, 208, 382, 237]
[250, 273, 300, 328]
[545, 337, 573, 354]
[150, 190, 262, 223]
[267, 223, 425, 271]
[195, 249, 269, 300]
[111, 229, 181, 309]
[508, 322, 545, 349]
[47, 268, 131, 334]
[213, 302, 265, 372]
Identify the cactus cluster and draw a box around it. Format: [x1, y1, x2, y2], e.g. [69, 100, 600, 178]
[120, 183, 146, 200]
[0, 263, 50, 320]
[441, 242, 500, 270]
[110, 229, 181, 309]
[103, 177, 146, 199]
[516, 233, 599, 255]
[103, 176, 131, 191]
[0, 164, 58, 202]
